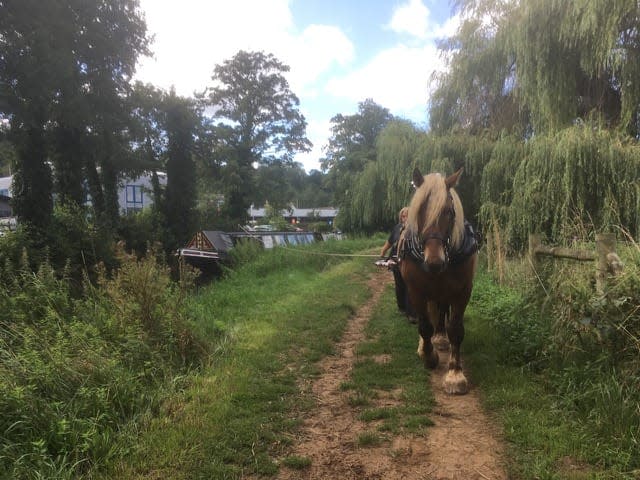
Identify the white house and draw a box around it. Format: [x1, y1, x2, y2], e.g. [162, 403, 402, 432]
[117, 172, 167, 214]
[248, 205, 338, 226]
[0, 171, 166, 216]
[0, 176, 11, 199]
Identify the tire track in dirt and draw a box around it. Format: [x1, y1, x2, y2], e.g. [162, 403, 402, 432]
[277, 269, 508, 480]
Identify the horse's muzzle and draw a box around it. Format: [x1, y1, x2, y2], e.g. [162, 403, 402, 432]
[420, 258, 447, 273]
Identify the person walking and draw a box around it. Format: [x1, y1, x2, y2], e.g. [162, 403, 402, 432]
[380, 207, 416, 323]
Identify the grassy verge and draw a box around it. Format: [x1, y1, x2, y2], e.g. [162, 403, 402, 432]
[100, 238, 379, 479]
[344, 285, 434, 439]
[465, 270, 639, 480]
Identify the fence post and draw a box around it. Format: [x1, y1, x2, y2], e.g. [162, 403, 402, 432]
[528, 233, 541, 271]
[595, 233, 616, 294]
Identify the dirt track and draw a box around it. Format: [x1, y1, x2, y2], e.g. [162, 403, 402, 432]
[277, 269, 508, 480]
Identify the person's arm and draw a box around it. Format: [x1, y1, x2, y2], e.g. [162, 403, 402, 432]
[380, 240, 392, 257]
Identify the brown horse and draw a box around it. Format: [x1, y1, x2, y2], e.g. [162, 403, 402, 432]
[400, 168, 478, 394]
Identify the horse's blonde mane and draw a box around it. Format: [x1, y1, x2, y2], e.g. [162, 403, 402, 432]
[407, 173, 465, 249]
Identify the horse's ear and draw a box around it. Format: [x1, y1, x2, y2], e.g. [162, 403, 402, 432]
[445, 168, 463, 189]
[412, 168, 424, 188]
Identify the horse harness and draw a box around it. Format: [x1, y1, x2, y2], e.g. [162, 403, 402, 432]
[399, 215, 479, 269]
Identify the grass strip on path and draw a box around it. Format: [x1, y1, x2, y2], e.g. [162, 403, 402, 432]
[100, 250, 373, 479]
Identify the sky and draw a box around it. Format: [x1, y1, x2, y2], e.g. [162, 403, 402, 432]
[134, 0, 461, 172]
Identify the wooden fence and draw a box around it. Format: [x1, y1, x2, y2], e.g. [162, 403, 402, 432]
[528, 233, 623, 293]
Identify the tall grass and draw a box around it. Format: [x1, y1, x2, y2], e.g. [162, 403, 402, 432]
[471, 232, 640, 477]
[101, 235, 381, 479]
[0, 245, 206, 479]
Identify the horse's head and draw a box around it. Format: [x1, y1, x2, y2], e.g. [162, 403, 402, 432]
[407, 168, 465, 273]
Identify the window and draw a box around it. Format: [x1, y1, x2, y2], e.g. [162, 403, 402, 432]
[125, 184, 143, 213]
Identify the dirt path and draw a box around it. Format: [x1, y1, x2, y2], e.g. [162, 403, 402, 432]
[277, 269, 508, 480]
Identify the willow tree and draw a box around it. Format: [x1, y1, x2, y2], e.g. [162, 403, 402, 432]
[375, 120, 423, 227]
[335, 119, 421, 233]
[430, 1, 523, 136]
[478, 134, 524, 231]
[439, 0, 640, 135]
[321, 99, 394, 219]
[508, 124, 640, 248]
[336, 161, 385, 233]
[412, 133, 493, 224]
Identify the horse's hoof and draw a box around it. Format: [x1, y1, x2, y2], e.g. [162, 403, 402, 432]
[432, 334, 449, 352]
[443, 369, 468, 395]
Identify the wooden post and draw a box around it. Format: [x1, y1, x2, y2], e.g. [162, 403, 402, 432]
[529, 233, 542, 272]
[595, 233, 616, 294]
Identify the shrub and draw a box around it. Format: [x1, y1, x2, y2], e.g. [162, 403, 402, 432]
[0, 246, 206, 478]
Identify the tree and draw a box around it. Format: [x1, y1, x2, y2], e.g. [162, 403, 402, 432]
[431, 0, 640, 136]
[205, 50, 311, 225]
[0, 0, 149, 233]
[129, 82, 169, 208]
[163, 90, 199, 250]
[320, 99, 394, 229]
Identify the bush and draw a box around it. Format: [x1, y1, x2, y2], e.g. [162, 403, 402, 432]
[0, 246, 206, 478]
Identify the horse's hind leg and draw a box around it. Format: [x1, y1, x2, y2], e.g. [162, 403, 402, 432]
[416, 308, 439, 369]
[443, 304, 469, 394]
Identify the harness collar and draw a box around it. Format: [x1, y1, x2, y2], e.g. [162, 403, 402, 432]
[401, 221, 479, 270]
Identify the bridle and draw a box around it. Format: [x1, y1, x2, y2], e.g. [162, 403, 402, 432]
[403, 193, 456, 270]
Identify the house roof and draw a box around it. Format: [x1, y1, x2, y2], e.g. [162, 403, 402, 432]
[248, 206, 338, 218]
[201, 231, 235, 253]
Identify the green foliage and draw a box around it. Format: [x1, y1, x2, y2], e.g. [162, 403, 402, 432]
[48, 203, 116, 284]
[509, 125, 640, 248]
[478, 134, 524, 241]
[322, 99, 395, 231]
[117, 208, 164, 258]
[281, 456, 312, 469]
[204, 50, 311, 226]
[0, 246, 206, 478]
[472, 271, 549, 369]
[468, 266, 640, 477]
[338, 128, 494, 233]
[432, 0, 640, 136]
[103, 237, 377, 478]
[0, 0, 150, 231]
[539, 247, 640, 461]
[163, 91, 199, 251]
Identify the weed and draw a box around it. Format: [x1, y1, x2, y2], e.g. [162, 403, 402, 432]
[281, 455, 312, 469]
[356, 431, 384, 447]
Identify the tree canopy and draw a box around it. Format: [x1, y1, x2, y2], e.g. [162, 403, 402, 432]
[204, 50, 312, 225]
[0, 0, 150, 232]
[431, 0, 640, 137]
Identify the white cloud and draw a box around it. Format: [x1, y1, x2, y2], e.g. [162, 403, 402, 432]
[294, 117, 333, 172]
[284, 25, 354, 98]
[136, 0, 353, 100]
[388, 0, 431, 39]
[324, 43, 445, 124]
[136, 0, 294, 96]
[431, 13, 462, 40]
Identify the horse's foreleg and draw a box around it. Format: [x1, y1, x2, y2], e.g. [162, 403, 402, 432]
[443, 305, 468, 394]
[432, 302, 449, 352]
[417, 312, 438, 369]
